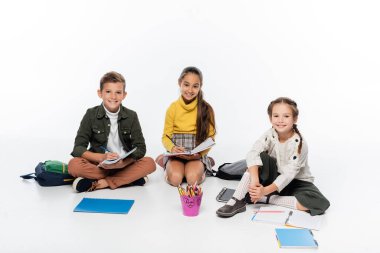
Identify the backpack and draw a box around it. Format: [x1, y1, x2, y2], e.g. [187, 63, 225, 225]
[213, 159, 247, 180]
[20, 160, 75, 186]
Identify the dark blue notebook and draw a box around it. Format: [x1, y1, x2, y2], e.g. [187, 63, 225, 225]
[74, 198, 135, 214]
[275, 228, 318, 248]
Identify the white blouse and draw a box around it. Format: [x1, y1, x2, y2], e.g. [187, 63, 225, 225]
[246, 128, 314, 192]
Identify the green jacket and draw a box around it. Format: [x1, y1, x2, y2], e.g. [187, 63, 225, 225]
[71, 104, 146, 160]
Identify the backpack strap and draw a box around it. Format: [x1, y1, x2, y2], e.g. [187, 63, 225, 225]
[210, 163, 232, 177]
[20, 173, 37, 180]
[211, 163, 231, 177]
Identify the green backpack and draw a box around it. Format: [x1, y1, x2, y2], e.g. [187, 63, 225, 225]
[20, 160, 74, 186]
[44, 160, 69, 174]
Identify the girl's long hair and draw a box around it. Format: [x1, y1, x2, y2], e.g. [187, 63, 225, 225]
[178, 66, 216, 144]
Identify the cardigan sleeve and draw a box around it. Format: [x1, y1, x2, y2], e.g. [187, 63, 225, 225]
[273, 140, 308, 192]
[246, 130, 272, 167]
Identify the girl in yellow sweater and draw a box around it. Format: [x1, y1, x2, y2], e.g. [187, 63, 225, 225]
[161, 66, 216, 186]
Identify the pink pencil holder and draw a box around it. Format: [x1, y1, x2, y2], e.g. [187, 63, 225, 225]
[180, 194, 203, 217]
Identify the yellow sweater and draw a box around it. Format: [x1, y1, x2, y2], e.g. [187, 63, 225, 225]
[162, 96, 215, 155]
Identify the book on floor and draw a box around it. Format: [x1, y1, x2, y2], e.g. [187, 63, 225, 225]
[216, 187, 235, 202]
[252, 205, 292, 225]
[275, 228, 318, 248]
[252, 205, 324, 230]
[286, 209, 324, 231]
[73, 198, 135, 214]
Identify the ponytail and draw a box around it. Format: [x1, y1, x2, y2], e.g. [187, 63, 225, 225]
[293, 124, 303, 154]
[196, 90, 216, 145]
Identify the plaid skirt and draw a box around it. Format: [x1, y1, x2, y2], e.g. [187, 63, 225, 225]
[163, 133, 213, 174]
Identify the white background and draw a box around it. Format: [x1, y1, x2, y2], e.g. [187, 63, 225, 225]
[0, 1, 379, 252]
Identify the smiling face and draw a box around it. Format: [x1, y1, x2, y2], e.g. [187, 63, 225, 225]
[97, 82, 127, 112]
[178, 73, 201, 103]
[270, 103, 297, 140]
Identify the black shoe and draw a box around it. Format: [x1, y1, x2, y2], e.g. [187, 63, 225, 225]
[245, 193, 253, 204]
[72, 177, 98, 192]
[128, 177, 148, 186]
[216, 197, 247, 217]
[244, 192, 275, 204]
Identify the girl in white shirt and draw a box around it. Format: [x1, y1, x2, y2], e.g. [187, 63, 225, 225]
[216, 97, 330, 217]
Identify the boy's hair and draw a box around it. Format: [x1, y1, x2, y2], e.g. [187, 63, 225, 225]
[100, 71, 126, 91]
[178, 66, 216, 145]
[267, 97, 303, 154]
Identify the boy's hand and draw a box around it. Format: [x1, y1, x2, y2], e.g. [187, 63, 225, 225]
[100, 157, 135, 170]
[104, 152, 119, 161]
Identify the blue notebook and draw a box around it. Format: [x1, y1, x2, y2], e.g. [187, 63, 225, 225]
[275, 228, 318, 248]
[74, 198, 135, 214]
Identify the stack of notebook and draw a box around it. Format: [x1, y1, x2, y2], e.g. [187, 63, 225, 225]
[275, 228, 318, 248]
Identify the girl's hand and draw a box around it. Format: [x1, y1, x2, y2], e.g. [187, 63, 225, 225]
[248, 183, 265, 203]
[177, 153, 201, 160]
[171, 146, 186, 153]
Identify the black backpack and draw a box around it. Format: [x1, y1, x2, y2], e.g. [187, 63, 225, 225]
[213, 159, 247, 180]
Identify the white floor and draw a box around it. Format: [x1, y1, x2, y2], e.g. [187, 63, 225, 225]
[1, 1, 380, 252]
[1, 137, 379, 253]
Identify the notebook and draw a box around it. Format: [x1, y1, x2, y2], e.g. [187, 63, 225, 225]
[287, 209, 324, 231]
[164, 137, 215, 156]
[252, 206, 292, 225]
[74, 198, 135, 214]
[252, 205, 324, 230]
[100, 147, 137, 165]
[275, 228, 318, 248]
[216, 187, 235, 202]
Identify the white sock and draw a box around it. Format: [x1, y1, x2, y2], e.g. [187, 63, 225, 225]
[257, 196, 268, 203]
[227, 172, 250, 206]
[268, 195, 297, 209]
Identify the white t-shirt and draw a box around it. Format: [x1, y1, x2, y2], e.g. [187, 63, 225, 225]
[104, 105, 127, 158]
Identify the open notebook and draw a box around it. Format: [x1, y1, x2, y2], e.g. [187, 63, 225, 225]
[252, 205, 324, 230]
[164, 137, 215, 156]
[100, 147, 137, 165]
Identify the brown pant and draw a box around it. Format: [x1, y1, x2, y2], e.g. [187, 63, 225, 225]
[68, 157, 156, 189]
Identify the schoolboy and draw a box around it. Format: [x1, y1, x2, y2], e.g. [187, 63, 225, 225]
[69, 71, 156, 192]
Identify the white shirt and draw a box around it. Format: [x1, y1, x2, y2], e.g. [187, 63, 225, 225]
[246, 128, 314, 192]
[104, 105, 127, 158]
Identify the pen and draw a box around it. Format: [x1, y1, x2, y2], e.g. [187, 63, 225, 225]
[166, 134, 176, 146]
[166, 134, 190, 155]
[100, 146, 110, 153]
[284, 211, 293, 224]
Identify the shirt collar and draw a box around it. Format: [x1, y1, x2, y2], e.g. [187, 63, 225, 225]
[97, 103, 128, 119]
